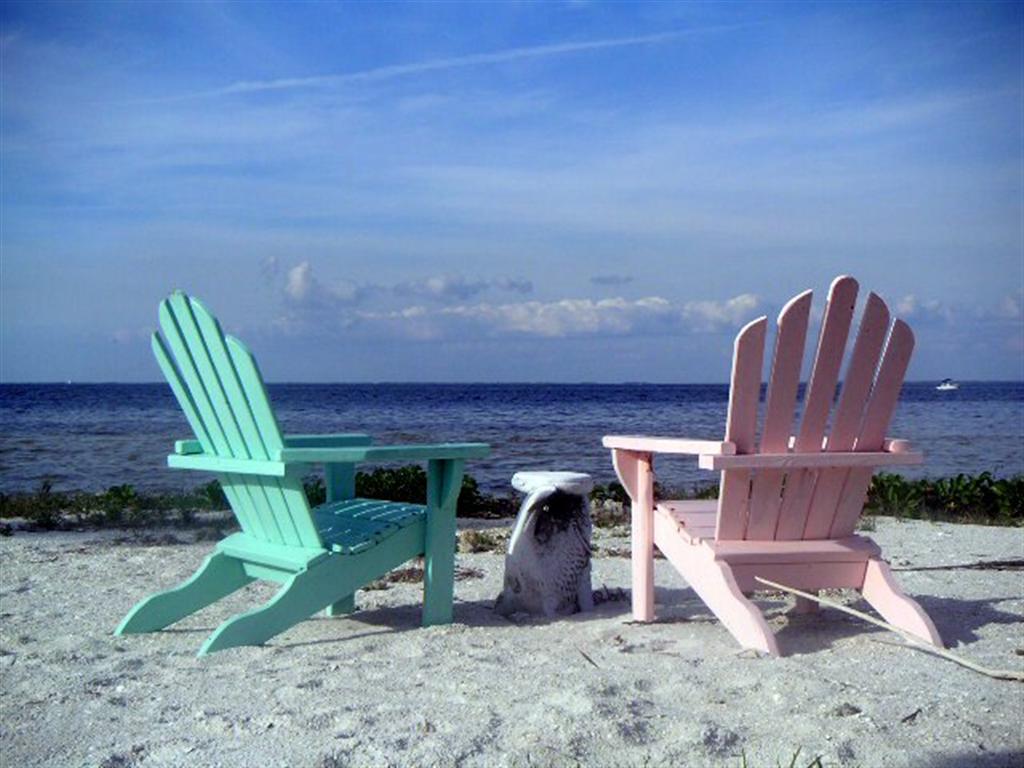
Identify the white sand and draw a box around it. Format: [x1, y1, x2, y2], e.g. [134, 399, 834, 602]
[1, 518, 1022, 768]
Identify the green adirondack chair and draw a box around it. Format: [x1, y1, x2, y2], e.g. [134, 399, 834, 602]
[115, 291, 490, 656]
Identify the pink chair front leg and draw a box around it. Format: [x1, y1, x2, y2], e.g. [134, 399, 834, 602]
[861, 558, 943, 647]
[612, 449, 655, 622]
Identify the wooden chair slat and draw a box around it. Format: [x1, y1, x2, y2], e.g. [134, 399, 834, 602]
[802, 292, 890, 539]
[189, 297, 270, 460]
[182, 297, 307, 544]
[166, 293, 249, 460]
[220, 473, 268, 540]
[226, 335, 320, 548]
[217, 331, 320, 549]
[715, 316, 767, 540]
[775, 276, 859, 540]
[276, 478, 323, 549]
[746, 290, 812, 540]
[246, 477, 293, 545]
[151, 333, 216, 454]
[187, 312, 319, 548]
[158, 298, 233, 457]
[830, 319, 915, 537]
[224, 336, 284, 455]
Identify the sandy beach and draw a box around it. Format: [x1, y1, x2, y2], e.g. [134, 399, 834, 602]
[1, 517, 1022, 768]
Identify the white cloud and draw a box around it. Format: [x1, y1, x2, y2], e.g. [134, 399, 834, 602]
[284, 261, 365, 306]
[284, 262, 313, 301]
[339, 293, 762, 340]
[682, 294, 760, 330]
[896, 294, 954, 324]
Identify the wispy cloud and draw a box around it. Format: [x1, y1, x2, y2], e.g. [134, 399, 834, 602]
[395, 274, 533, 302]
[281, 261, 533, 309]
[167, 27, 743, 101]
[591, 274, 634, 286]
[278, 289, 763, 341]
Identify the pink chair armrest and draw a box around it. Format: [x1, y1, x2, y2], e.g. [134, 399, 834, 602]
[698, 450, 924, 471]
[603, 435, 736, 455]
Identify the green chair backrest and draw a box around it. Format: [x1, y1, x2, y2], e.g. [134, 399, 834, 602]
[152, 291, 322, 549]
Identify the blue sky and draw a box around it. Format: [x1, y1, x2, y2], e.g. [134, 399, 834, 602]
[2, 1, 1021, 382]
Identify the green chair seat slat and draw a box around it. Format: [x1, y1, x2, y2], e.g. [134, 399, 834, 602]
[313, 498, 427, 555]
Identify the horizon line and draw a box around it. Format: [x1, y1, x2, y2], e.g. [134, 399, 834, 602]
[1, 379, 1020, 387]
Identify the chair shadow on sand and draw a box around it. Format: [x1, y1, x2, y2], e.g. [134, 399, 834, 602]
[153, 579, 1020, 657]
[926, 751, 1024, 768]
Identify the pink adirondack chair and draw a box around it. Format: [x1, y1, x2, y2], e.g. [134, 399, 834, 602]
[603, 276, 943, 655]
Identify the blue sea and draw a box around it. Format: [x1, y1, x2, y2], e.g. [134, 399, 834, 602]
[1, 382, 1021, 495]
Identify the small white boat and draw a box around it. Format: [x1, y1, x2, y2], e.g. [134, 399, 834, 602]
[936, 378, 959, 391]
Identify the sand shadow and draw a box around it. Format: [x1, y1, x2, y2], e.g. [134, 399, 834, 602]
[911, 594, 1023, 648]
[642, 581, 1024, 655]
[924, 750, 1023, 768]
[153, 584, 1022, 656]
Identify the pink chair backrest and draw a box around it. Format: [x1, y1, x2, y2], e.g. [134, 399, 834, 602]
[714, 276, 914, 541]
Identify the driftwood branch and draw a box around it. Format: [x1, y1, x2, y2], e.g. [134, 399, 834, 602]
[754, 576, 1024, 683]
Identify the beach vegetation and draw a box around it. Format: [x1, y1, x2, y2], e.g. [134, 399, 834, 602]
[866, 472, 1023, 525]
[458, 528, 508, 554]
[1, 470, 1020, 532]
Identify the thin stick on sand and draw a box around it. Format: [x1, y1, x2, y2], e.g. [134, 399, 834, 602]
[754, 576, 1024, 683]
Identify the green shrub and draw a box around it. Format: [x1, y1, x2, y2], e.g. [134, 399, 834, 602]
[590, 481, 629, 505]
[357, 465, 426, 504]
[300, 466, 512, 518]
[867, 472, 1023, 525]
[200, 480, 229, 510]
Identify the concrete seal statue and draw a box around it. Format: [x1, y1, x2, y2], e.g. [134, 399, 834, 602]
[495, 471, 594, 618]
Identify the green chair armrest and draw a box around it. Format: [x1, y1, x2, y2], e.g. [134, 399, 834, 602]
[174, 439, 204, 455]
[277, 442, 490, 465]
[174, 434, 374, 456]
[168, 454, 287, 476]
[283, 433, 373, 448]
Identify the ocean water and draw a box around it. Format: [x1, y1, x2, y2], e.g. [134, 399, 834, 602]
[0, 382, 1021, 495]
